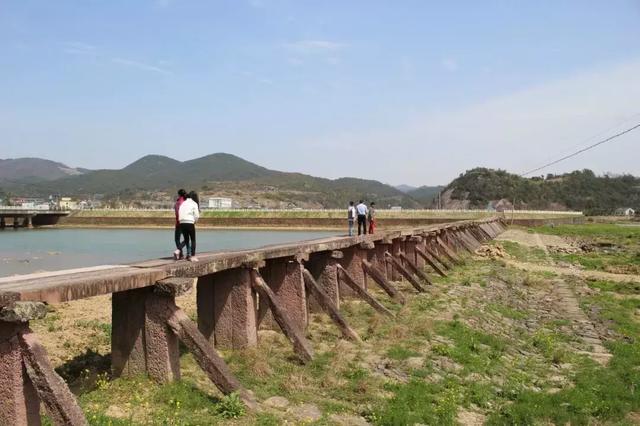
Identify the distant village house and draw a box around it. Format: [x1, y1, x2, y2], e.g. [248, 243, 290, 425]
[615, 207, 635, 216]
[58, 197, 79, 210]
[207, 197, 233, 209]
[486, 199, 514, 212]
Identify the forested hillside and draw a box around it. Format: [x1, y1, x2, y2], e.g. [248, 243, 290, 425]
[446, 168, 640, 214]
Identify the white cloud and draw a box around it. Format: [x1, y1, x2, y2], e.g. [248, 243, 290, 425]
[296, 59, 640, 185]
[111, 57, 173, 75]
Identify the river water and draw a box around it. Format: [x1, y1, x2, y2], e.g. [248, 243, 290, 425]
[0, 228, 337, 277]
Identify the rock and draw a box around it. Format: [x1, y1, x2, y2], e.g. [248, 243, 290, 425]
[433, 356, 463, 372]
[405, 357, 424, 369]
[0, 302, 47, 322]
[329, 413, 371, 425]
[457, 409, 486, 425]
[289, 403, 322, 422]
[263, 396, 290, 409]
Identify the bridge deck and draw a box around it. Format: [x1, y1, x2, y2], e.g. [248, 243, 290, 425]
[0, 221, 473, 307]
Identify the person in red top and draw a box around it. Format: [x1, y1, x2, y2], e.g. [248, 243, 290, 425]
[173, 189, 187, 259]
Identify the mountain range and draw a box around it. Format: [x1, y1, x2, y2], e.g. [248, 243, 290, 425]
[3, 156, 636, 213]
[0, 155, 443, 208]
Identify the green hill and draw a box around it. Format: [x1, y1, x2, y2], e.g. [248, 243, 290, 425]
[5, 153, 421, 208]
[407, 185, 445, 205]
[446, 168, 640, 214]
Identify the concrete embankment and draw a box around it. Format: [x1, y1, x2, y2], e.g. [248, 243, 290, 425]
[57, 214, 583, 229]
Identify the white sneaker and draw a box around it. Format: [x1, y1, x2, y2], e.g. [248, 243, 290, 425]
[173, 249, 180, 260]
[189, 256, 199, 262]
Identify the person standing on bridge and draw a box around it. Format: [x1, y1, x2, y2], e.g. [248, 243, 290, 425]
[368, 202, 377, 234]
[356, 200, 368, 235]
[173, 189, 187, 260]
[347, 201, 356, 236]
[178, 191, 200, 262]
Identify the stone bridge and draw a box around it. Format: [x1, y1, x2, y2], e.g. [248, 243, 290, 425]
[0, 217, 505, 425]
[0, 208, 70, 228]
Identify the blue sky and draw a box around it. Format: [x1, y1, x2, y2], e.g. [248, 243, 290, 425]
[1, 0, 639, 185]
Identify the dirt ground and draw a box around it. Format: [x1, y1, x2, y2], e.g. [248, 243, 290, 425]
[496, 228, 572, 250]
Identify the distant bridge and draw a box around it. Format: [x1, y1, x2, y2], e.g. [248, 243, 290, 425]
[0, 207, 70, 228]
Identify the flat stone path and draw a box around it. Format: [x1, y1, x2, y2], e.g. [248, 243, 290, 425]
[516, 231, 613, 365]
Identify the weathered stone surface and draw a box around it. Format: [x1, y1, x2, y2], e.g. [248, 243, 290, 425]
[398, 252, 433, 285]
[289, 403, 322, 422]
[306, 252, 340, 312]
[112, 287, 148, 377]
[302, 269, 361, 342]
[339, 246, 367, 294]
[263, 396, 290, 409]
[197, 268, 258, 350]
[0, 302, 47, 323]
[386, 253, 426, 292]
[144, 293, 180, 383]
[164, 303, 256, 409]
[337, 264, 396, 317]
[252, 270, 314, 363]
[112, 287, 180, 383]
[358, 261, 405, 305]
[329, 413, 372, 426]
[0, 322, 40, 426]
[258, 258, 308, 332]
[19, 330, 87, 425]
[154, 277, 194, 296]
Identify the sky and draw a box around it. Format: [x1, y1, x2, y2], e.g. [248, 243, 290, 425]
[1, 0, 640, 186]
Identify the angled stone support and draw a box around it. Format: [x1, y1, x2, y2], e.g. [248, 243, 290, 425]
[19, 332, 88, 425]
[416, 247, 447, 277]
[359, 261, 405, 304]
[451, 229, 475, 253]
[423, 237, 451, 270]
[385, 252, 426, 292]
[0, 321, 40, 426]
[435, 236, 463, 265]
[258, 257, 308, 332]
[197, 268, 258, 350]
[399, 252, 433, 285]
[0, 302, 86, 426]
[302, 269, 361, 342]
[251, 269, 314, 363]
[162, 299, 257, 410]
[338, 264, 399, 314]
[462, 228, 481, 249]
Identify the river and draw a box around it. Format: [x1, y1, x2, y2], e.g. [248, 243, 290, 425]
[0, 228, 337, 277]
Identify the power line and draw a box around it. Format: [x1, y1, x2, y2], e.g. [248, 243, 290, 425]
[520, 122, 640, 177]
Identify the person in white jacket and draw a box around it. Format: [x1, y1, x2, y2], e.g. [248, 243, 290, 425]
[175, 191, 200, 261]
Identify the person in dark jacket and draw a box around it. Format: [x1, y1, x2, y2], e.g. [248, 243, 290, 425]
[173, 189, 187, 259]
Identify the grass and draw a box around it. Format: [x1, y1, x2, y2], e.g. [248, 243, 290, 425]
[36, 223, 640, 424]
[499, 240, 548, 263]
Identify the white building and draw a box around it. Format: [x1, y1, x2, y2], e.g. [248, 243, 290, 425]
[615, 207, 635, 216]
[58, 197, 79, 210]
[208, 197, 233, 209]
